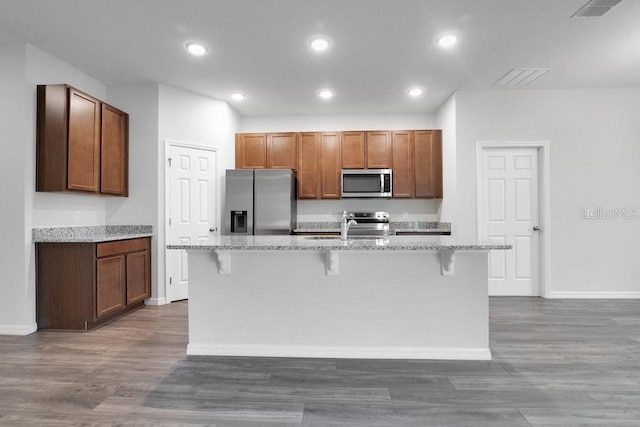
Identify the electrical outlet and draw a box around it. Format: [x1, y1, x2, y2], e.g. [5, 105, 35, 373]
[403, 212, 409, 219]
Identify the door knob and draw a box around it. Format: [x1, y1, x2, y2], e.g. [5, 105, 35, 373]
[533, 226, 540, 231]
[209, 227, 217, 232]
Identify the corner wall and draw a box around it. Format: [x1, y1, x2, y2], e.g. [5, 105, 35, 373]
[0, 43, 32, 334]
[455, 88, 640, 296]
[157, 85, 240, 303]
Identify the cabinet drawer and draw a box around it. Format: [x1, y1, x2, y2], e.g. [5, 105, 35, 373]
[97, 238, 149, 258]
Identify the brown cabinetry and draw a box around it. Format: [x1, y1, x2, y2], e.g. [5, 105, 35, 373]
[100, 104, 129, 195]
[296, 132, 341, 199]
[235, 133, 297, 169]
[235, 129, 442, 199]
[414, 130, 443, 198]
[267, 133, 297, 169]
[341, 131, 365, 169]
[366, 131, 392, 169]
[319, 132, 341, 198]
[391, 131, 414, 198]
[36, 84, 129, 196]
[37, 237, 151, 330]
[297, 132, 320, 199]
[392, 130, 443, 198]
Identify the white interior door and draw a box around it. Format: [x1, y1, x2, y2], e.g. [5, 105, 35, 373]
[480, 147, 540, 296]
[167, 144, 218, 302]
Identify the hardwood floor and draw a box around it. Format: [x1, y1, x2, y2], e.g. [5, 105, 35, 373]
[2, 297, 640, 426]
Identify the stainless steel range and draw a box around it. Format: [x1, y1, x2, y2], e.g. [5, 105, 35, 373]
[343, 211, 392, 236]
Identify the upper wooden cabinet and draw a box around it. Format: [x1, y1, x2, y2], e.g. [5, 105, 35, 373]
[319, 132, 341, 199]
[366, 131, 392, 169]
[414, 130, 443, 198]
[341, 131, 391, 169]
[341, 131, 365, 169]
[235, 129, 442, 199]
[235, 133, 267, 169]
[101, 104, 129, 195]
[297, 132, 320, 199]
[267, 133, 297, 169]
[391, 131, 414, 198]
[36, 84, 129, 196]
[296, 132, 341, 199]
[236, 133, 297, 169]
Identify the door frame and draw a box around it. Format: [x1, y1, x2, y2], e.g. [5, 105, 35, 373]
[476, 141, 551, 298]
[164, 139, 221, 303]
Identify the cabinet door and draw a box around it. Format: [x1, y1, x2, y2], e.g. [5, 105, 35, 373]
[101, 104, 128, 196]
[267, 133, 297, 169]
[341, 131, 365, 169]
[366, 131, 391, 169]
[392, 131, 413, 198]
[319, 132, 341, 199]
[235, 134, 267, 168]
[297, 132, 320, 199]
[414, 130, 443, 198]
[67, 88, 101, 192]
[126, 250, 150, 305]
[96, 255, 126, 318]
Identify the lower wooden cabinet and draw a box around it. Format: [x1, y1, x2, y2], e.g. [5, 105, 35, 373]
[37, 237, 151, 330]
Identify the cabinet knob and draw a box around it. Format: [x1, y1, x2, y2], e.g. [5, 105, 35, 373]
[209, 227, 217, 232]
[533, 226, 540, 231]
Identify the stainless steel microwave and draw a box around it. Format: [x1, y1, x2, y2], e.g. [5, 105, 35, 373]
[341, 169, 392, 198]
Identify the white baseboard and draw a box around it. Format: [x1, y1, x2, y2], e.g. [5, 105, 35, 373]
[144, 297, 167, 306]
[187, 344, 492, 361]
[0, 323, 37, 336]
[548, 291, 640, 299]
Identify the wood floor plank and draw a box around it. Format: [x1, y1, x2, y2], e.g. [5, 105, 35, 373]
[1, 297, 640, 425]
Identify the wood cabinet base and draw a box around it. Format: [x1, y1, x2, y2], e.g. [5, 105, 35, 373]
[36, 238, 151, 331]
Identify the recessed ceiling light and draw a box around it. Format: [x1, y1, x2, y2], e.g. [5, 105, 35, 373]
[317, 89, 334, 99]
[230, 92, 246, 101]
[407, 87, 425, 97]
[186, 42, 208, 56]
[436, 33, 459, 48]
[309, 36, 331, 52]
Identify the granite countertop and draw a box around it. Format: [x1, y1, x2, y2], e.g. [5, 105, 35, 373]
[33, 225, 153, 243]
[167, 235, 510, 251]
[294, 221, 451, 235]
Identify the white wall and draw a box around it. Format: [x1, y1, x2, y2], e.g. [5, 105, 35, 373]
[158, 85, 240, 302]
[241, 113, 435, 133]
[27, 44, 108, 227]
[436, 95, 457, 232]
[455, 88, 640, 296]
[0, 43, 32, 333]
[241, 112, 441, 222]
[0, 42, 115, 334]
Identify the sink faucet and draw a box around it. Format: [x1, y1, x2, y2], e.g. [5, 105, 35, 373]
[340, 211, 357, 240]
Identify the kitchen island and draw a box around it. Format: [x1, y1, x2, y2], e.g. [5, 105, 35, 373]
[168, 235, 510, 360]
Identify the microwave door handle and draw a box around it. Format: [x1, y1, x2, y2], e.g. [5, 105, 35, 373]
[380, 174, 384, 192]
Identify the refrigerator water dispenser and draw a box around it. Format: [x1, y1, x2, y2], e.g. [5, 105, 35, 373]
[230, 210, 248, 234]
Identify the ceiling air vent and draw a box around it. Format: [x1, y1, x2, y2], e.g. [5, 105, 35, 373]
[572, 0, 623, 17]
[493, 68, 552, 87]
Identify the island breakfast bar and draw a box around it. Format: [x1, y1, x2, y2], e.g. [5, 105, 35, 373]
[168, 236, 511, 361]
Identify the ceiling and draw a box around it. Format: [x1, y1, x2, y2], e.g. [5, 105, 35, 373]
[0, 0, 639, 116]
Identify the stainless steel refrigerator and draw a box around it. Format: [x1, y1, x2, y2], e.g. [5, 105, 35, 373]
[223, 169, 297, 235]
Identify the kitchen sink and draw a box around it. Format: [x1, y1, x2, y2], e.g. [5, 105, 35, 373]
[303, 236, 390, 241]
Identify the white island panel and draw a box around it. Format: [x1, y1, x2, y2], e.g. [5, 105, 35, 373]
[187, 249, 490, 360]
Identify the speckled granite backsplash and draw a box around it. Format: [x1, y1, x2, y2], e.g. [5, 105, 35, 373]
[297, 221, 451, 232]
[33, 225, 153, 242]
